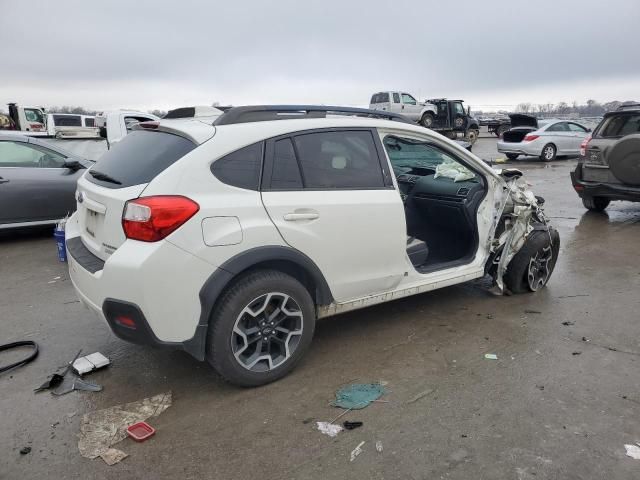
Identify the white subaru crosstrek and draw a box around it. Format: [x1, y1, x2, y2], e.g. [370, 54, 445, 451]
[66, 106, 559, 387]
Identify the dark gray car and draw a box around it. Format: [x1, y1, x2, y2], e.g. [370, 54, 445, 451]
[571, 104, 640, 211]
[0, 134, 92, 229]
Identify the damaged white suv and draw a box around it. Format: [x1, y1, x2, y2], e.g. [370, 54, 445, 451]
[66, 106, 559, 387]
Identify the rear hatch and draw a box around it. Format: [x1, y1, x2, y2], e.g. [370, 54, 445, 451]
[587, 112, 640, 166]
[74, 129, 197, 261]
[502, 114, 538, 143]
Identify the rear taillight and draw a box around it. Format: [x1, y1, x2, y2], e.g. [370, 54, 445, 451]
[122, 196, 199, 242]
[580, 134, 592, 157]
[523, 134, 539, 142]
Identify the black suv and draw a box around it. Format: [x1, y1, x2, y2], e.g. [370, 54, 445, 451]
[571, 104, 640, 211]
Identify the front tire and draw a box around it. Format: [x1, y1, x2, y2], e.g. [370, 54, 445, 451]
[465, 129, 479, 144]
[206, 270, 316, 387]
[420, 112, 434, 128]
[540, 143, 557, 162]
[504, 228, 560, 294]
[582, 196, 610, 212]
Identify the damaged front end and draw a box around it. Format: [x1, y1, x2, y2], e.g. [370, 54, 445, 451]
[486, 169, 552, 293]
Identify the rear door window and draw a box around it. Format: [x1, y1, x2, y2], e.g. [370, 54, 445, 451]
[87, 131, 195, 188]
[53, 115, 82, 127]
[292, 130, 385, 189]
[567, 123, 588, 133]
[546, 122, 569, 132]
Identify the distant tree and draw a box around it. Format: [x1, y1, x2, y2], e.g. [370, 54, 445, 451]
[516, 103, 532, 113]
[48, 105, 97, 115]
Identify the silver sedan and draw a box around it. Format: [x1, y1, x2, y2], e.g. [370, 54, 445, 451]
[497, 116, 591, 161]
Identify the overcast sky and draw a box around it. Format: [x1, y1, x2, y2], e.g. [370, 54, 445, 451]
[1, 0, 638, 112]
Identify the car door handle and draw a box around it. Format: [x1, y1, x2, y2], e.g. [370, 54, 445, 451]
[283, 212, 319, 221]
[0, 177, 9, 184]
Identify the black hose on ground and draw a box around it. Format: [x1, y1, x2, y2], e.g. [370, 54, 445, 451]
[0, 341, 39, 374]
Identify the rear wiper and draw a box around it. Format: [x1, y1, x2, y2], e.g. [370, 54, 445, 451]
[89, 170, 122, 185]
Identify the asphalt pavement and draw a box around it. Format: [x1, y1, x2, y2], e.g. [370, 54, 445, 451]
[2, 134, 640, 479]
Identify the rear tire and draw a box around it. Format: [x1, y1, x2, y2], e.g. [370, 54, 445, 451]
[582, 196, 610, 212]
[420, 112, 435, 128]
[506, 153, 519, 160]
[504, 228, 560, 294]
[540, 143, 557, 162]
[206, 270, 316, 387]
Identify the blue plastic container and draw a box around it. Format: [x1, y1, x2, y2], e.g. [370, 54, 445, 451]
[54, 228, 67, 262]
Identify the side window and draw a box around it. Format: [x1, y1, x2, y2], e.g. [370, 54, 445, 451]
[567, 123, 587, 133]
[271, 138, 303, 189]
[401, 93, 417, 105]
[393, 93, 400, 103]
[453, 102, 465, 115]
[379, 92, 389, 103]
[0, 141, 66, 168]
[84, 117, 96, 127]
[24, 109, 44, 124]
[548, 122, 570, 132]
[291, 131, 385, 189]
[383, 135, 478, 182]
[53, 115, 82, 127]
[211, 142, 263, 190]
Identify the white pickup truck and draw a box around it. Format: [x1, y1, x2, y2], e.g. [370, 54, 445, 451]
[1, 105, 159, 160]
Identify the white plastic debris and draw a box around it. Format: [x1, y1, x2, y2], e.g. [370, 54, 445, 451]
[316, 421, 343, 438]
[73, 352, 110, 375]
[375, 441, 383, 453]
[350, 441, 365, 462]
[625, 444, 640, 460]
[485, 353, 498, 360]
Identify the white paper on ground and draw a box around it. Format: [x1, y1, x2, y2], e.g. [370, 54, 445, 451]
[624, 444, 640, 460]
[317, 421, 343, 437]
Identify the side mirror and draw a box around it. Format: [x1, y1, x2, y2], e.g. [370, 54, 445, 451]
[63, 160, 83, 171]
[586, 128, 592, 132]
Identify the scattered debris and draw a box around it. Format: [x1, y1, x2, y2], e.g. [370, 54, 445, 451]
[52, 377, 102, 395]
[461, 434, 468, 438]
[302, 417, 314, 424]
[536, 385, 545, 391]
[35, 349, 82, 393]
[535, 350, 542, 355]
[73, 352, 110, 375]
[350, 441, 365, 462]
[557, 294, 590, 299]
[19, 447, 31, 455]
[331, 383, 386, 410]
[127, 421, 156, 442]
[343, 421, 363, 430]
[572, 351, 582, 356]
[0, 340, 39, 374]
[375, 441, 383, 452]
[484, 353, 498, 360]
[317, 421, 343, 438]
[78, 391, 172, 465]
[561, 321, 575, 326]
[582, 337, 589, 342]
[625, 444, 640, 460]
[524, 309, 542, 314]
[406, 389, 434, 404]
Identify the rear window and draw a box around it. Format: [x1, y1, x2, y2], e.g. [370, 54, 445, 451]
[84, 117, 95, 127]
[87, 130, 195, 189]
[595, 114, 640, 138]
[53, 115, 82, 127]
[371, 93, 389, 104]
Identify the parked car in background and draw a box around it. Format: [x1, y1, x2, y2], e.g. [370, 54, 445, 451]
[497, 115, 590, 161]
[0, 134, 92, 229]
[95, 110, 160, 145]
[47, 113, 100, 139]
[571, 104, 640, 211]
[65, 105, 558, 387]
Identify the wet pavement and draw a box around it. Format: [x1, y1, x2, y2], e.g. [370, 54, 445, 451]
[2, 135, 640, 479]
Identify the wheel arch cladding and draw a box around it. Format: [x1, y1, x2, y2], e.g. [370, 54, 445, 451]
[187, 246, 333, 361]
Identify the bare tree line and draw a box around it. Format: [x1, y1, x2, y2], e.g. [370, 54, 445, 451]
[513, 99, 637, 116]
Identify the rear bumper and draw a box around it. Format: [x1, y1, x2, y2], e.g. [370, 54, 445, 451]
[65, 212, 214, 359]
[496, 140, 541, 156]
[570, 163, 640, 201]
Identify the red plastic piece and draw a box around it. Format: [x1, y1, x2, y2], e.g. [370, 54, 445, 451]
[127, 421, 156, 441]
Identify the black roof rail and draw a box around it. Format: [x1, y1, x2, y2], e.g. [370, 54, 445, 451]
[213, 105, 413, 126]
[616, 103, 640, 111]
